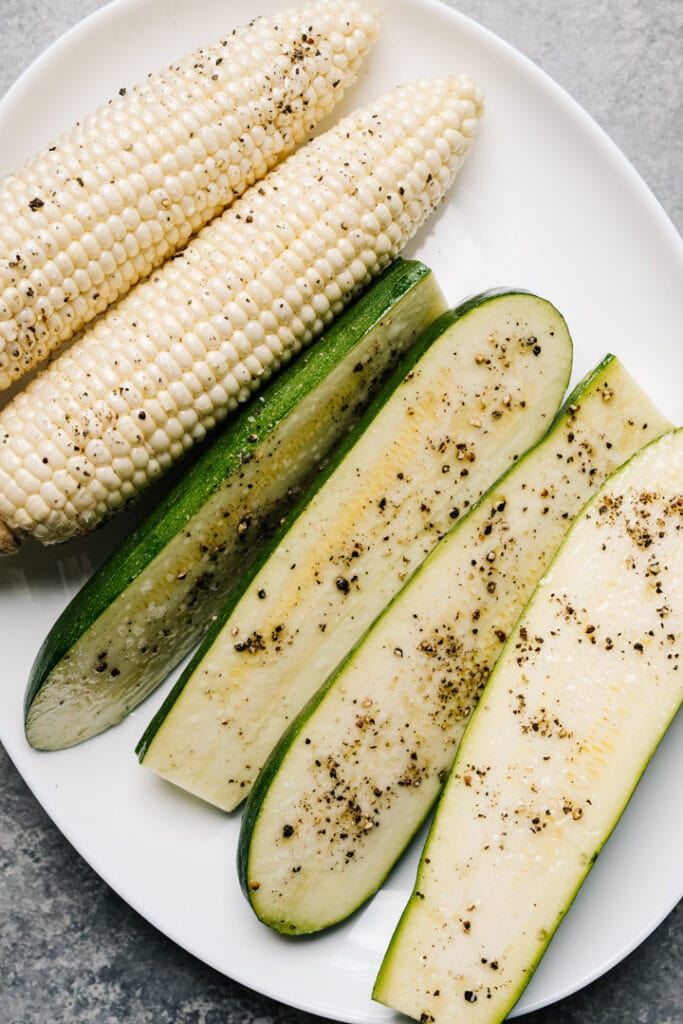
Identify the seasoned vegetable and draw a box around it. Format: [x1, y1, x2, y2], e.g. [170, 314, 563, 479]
[25, 259, 446, 750]
[374, 427, 683, 1024]
[0, 0, 380, 390]
[0, 74, 483, 553]
[138, 290, 572, 811]
[238, 355, 671, 933]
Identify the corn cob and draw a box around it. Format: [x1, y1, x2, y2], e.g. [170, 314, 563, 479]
[0, 75, 484, 553]
[0, 0, 380, 391]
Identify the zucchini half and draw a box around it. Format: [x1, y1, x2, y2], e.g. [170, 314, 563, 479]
[25, 259, 447, 750]
[237, 356, 671, 933]
[137, 290, 573, 810]
[374, 427, 683, 1024]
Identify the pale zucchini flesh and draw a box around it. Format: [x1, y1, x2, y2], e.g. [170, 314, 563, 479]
[374, 428, 683, 1024]
[237, 356, 672, 933]
[25, 260, 446, 750]
[138, 290, 573, 810]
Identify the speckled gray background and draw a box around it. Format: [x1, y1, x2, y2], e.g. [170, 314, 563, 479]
[0, 1, 681, 1023]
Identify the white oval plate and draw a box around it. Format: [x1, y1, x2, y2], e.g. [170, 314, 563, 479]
[0, 0, 681, 1020]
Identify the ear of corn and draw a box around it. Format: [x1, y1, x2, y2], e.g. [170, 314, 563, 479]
[0, 74, 484, 553]
[0, 0, 380, 391]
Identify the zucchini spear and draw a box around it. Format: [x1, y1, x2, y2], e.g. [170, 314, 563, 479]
[25, 259, 446, 750]
[138, 289, 573, 810]
[238, 355, 671, 934]
[374, 427, 683, 1024]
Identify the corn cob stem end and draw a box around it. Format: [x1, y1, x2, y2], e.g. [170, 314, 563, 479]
[0, 519, 18, 556]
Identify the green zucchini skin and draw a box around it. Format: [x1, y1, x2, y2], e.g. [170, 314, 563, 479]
[25, 259, 447, 750]
[137, 290, 573, 809]
[237, 355, 672, 934]
[374, 428, 683, 1024]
